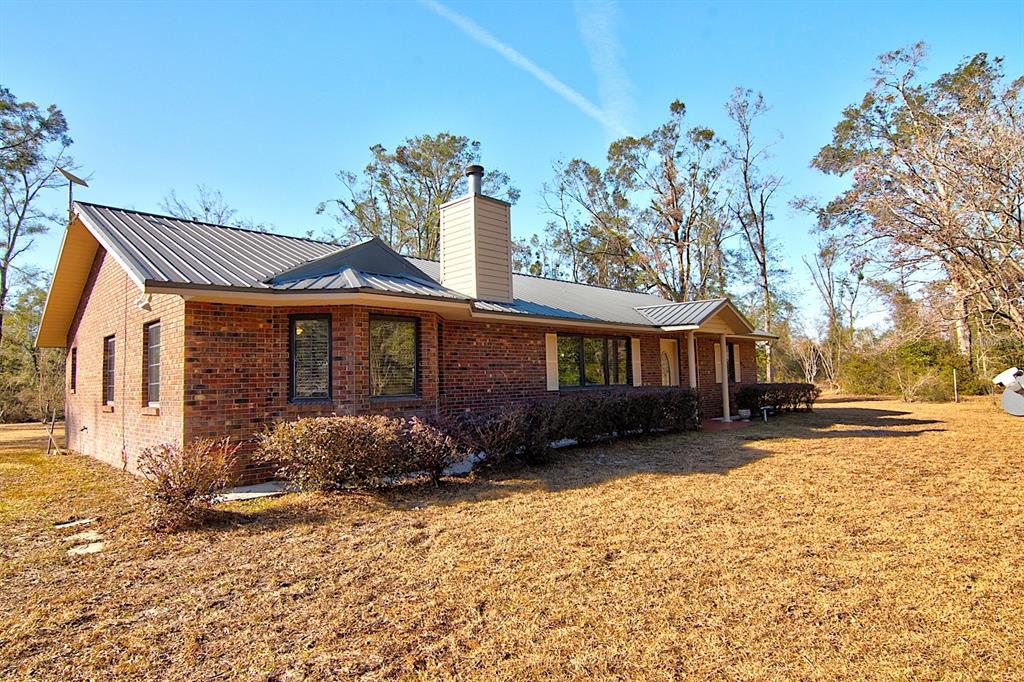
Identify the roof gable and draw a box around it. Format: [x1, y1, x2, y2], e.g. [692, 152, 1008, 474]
[266, 238, 433, 285]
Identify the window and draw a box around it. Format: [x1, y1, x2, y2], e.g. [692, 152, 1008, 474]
[556, 335, 631, 388]
[144, 321, 161, 406]
[660, 338, 679, 386]
[102, 335, 116, 405]
[370, 316, 418, 397]
[69, 348, 77, 393]
[714, 342, 741, 384]
[728, 343, 737, 383]
[557, 336, 582, 387]
[290, 315, 331, 401]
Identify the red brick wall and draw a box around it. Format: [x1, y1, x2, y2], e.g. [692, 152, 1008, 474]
[182, 303, 441, 481]
[437, 320, 674, 414]
[64, 249, 184, 472]
[64, 255, 761, 482]
[692, 336, 757, 418]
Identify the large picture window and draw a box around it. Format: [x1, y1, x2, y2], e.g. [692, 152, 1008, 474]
[144, 321, 161, 406]
[557, 335, 630, 388]
[102, 335, 116, 405]
[370, 316, 418, 397]
[290, 315, 331, 401]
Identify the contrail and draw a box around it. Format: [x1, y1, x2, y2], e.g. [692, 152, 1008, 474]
[575, 0, 634, 137]
[419, 0, 629, 137]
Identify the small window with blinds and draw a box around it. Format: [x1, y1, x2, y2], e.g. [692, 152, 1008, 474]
[102, 335, 116, 405]
[144, 321, 161, 406]
[290, 315, 332, 401]
[370, 316, 418, 397]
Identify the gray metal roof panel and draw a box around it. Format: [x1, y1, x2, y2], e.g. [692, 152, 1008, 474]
[73, 203, 751, 328]
[634, 299, 727, 326]
[75, 202, 338, 288]
[407, 258, 669, 325]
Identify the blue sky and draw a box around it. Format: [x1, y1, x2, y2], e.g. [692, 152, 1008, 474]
[3, 0, 1022, 328]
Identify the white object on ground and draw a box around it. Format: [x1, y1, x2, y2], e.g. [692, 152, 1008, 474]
[992, 366, 1022, 388]
[54, 517, 95, 529]
[67, 542, 104, 555]
[216, 480, 289, 502]
[992, 367, 1024, 417]
[65, 530, 102, 543]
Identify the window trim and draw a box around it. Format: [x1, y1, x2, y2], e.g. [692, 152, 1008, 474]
[143, 320, 161, 408]
[69, 347, 77, 394]
[102, 335, 116, 406]
[557, 334, 632, 390]
[369, 314, 420, 399]
[288, 313, 333, 403]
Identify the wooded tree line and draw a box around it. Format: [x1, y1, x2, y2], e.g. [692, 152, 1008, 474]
[1, 43, 1020, 420]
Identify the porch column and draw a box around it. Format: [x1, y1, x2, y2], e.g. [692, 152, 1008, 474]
[687, 331, 697, 389]
[720, 334, 731, 422]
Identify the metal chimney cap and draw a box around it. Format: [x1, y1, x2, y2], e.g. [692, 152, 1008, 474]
[465, 165, 484, 195]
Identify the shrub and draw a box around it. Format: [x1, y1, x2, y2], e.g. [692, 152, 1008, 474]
[258, 415, 470, 490]
[445, 406, 532, 468]
[548, 388, 700, 443]
[257, 415, 406, 490]
[450, 388, 702, 467]
[735, 383, 821, 414]
[402, 417, 465, 484]
[138, 438, 239, 531]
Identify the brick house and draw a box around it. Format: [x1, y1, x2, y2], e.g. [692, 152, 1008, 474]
[37, 166, 774, 480]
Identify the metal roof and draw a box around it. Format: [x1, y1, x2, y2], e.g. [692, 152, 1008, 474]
[634, 299, 728, 326]
[70, 202, 769, 333]
[75, 202, 337, 288]
[407, 258, 669, 325]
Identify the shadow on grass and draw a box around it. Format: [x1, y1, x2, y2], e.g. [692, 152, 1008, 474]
[206, 404, 950, 520]
[386, 404, 949, 509]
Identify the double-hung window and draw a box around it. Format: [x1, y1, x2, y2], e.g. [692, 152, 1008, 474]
[144, 321, 161, 406]
[557, 335, 630, 388]
[369, 315, 418, 397]
[290, 315, 331, 401]
[102, 335, 116, 405]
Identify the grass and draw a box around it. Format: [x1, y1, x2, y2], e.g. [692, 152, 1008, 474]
[1, 398, 1022, 680]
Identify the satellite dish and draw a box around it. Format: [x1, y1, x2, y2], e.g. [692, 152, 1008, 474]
[56, 166, 89, 216]
[57, 167, 88, 187]
[993, 367, 1024, 417]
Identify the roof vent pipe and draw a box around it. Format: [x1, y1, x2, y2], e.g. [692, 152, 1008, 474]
[465, 164, 484, 196]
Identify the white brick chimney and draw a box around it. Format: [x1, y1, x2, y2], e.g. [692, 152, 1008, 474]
[439, 165, 513, 303]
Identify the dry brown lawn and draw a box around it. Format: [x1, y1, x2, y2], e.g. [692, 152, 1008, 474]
[1, 399, 1022, 681]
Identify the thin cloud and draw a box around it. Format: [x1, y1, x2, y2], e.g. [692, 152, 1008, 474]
[574, 0, 634, 138]
[419, 0, 629, 137]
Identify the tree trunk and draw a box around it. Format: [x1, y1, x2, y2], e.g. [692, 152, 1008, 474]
[761, 271, 773, 382]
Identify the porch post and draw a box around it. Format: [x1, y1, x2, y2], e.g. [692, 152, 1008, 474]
[687, 331, 697, 389]
[720, 334, 731, 422]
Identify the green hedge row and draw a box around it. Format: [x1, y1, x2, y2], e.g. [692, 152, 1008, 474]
[735, 383, 820, 413]
[447, 387, 701, 467]
[256, 387, 702, 489]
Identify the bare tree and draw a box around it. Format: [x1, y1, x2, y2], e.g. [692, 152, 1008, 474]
[161, 185, 238, 225]
[318, 133, 518, 258]
[727, 89, 784, 380]
[541, 101, 736, 299]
